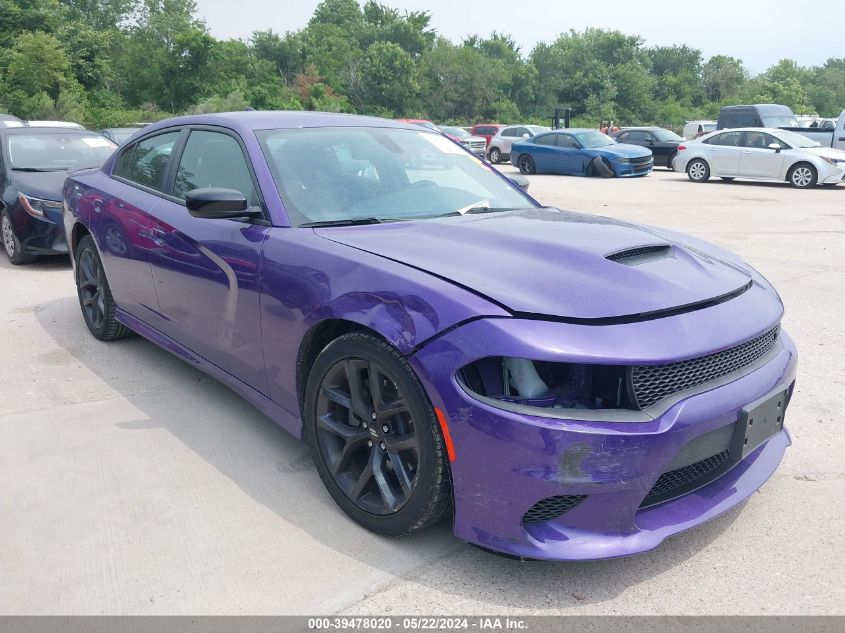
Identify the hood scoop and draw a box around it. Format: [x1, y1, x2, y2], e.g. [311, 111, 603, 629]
[606, 244, 673, 266]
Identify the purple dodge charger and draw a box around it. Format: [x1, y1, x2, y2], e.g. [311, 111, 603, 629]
[63, 112, 796, 560]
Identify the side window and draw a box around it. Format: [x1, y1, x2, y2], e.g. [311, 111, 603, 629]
[743, 132, 778, 149]
[616, 132, 629, 142]
[556, 134, 577, 149]
[477, 126, 492, 136]
[513, 127, 529, 137]
[710, 132, 743, 147]
[173, 130, 258, 205]
[534, 135, 556, 146]
[502, 127, 517, 137]
[113, 131, 180, 191]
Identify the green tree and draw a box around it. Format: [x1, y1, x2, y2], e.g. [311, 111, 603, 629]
[701, 55, 747, 102]
[359, 41, 416, 115]
[6, 32, 71, 99]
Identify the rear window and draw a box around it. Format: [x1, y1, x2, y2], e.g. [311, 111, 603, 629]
[6, 132, 116, 171]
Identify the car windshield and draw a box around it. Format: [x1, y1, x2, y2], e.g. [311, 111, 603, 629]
[257, 127, 532, 226]
[654, 129, 683, 142]
[774, 130, 820, 148]
[441, 126, 469, 138]
[6, 132, 117, 170]
[575, 131, 616, 148]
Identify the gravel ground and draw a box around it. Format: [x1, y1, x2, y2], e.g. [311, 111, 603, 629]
[1, 168, 842, 615]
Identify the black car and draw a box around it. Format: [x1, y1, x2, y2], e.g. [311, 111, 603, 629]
[611, 127, 684, 169]
[1, 127, 116, 264]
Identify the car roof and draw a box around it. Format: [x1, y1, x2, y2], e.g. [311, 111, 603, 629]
[141, 111, 432, 136]
[616, 126, 663, 131]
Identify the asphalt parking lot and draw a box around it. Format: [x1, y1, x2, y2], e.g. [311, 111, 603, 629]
[1, 168, 843, 615]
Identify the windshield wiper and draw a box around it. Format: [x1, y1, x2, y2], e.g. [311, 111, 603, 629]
[437, 206, 521, 218]
[301, 217, 384, 228]
[12, 167, 66, 172]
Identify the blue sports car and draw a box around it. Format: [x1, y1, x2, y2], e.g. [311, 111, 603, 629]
[511, 129, 654, 177]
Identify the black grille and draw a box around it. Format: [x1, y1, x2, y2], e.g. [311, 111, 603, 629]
[641, 450, 730, 508]
[631, 156, 653, 165]
[631, 326, 779, 409]
[522, 495, 586, 524]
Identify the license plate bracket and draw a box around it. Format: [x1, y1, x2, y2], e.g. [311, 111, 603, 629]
[730, 389, 787, 460]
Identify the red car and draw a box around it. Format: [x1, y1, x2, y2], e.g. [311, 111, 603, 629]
[470, 123, 507, 147]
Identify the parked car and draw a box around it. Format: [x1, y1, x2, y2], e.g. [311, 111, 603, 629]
[487, 125, 549, 163]
[469, 123, 507, 147]
[780, 110, 845, 150]
[62, 112, 796, 561]
[438, 126, 487, 156]
[0, 113, 25, 128]
[683, 121, 716, 140]
[1, 127, 116, 264]
[511, 129, 654, 177]
[98, 126, 145, 145]
[25, 120, 86, 129]
[611, 127, 684, 169]
[717, 104, 799, 130]
[674, 127, 845, 188]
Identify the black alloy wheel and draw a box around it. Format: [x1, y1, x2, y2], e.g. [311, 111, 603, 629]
[304, 332, 451, 535]
[75, 235, 131, 340]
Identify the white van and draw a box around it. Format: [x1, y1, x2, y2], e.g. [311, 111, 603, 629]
[683, 121, 716, 140]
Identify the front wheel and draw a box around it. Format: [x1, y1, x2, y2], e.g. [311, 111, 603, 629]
[1, 209, 36, 265]
[487, 147, 501, 164]
[304, 332, 452, 536]
[788, 163, 817, 189]
[517, 154, 536, 175]
[75, 235, 131, 340]
[687, 158, 710, 183]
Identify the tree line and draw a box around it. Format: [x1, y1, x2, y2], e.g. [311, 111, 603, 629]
[1, 0, 843, 130]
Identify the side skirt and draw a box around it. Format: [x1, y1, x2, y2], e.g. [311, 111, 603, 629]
[116, 308, 303, 439]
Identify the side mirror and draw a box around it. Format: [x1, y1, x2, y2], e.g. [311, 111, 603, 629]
[185, 188, 257, 219]
[510, 174, 530, 192]
[522, 133, 530, 139]
[767, 143, 782, 153]
[648, 138, 655, 145]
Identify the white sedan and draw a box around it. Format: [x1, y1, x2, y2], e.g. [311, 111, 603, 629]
[673, 127, 845, 188]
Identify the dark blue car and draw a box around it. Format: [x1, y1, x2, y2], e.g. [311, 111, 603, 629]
[1, 126, 116, 264]
[511, 129, 654, 177]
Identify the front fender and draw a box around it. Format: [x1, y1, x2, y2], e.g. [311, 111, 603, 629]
[259, 228, 509, 414]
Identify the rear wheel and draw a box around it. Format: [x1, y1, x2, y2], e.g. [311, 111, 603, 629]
[687, 158, 710, 183]
[517, 154, 535, 175]
[304, 332, 452, 536]
[1, 209, 36, 265]
[788, 163, 817, 189]
[487, 147, 501, 164]
[75, 235, 131, 340]
[666, 151, 677, 171]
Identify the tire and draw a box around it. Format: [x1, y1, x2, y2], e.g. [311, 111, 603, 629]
[590, 156, 614, 178]
[303, 331, 452, 536]
[788, 163, 817, 189]
[720, 177, 735, 181]
[666, 151, 677, 171]
[687, 158, 710, 183]
[517, 154, 535, 175]
[74, 234, 131, 340]
[488, 147, 501, 164]
[1, 209, 37, 265]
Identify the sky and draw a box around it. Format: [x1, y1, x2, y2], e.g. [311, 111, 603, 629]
[194, 0, 844, 73]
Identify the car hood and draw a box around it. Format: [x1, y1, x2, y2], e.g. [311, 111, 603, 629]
[805, 146, 845, 161]
[596, 143, 653, 159]
[9, 170, 68, 201]
[315, 208, 753, 320]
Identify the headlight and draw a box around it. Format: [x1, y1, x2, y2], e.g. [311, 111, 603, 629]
[458, 356, 634, 411]
[18, 192, 62, 218]
[820, 156, 844, 167]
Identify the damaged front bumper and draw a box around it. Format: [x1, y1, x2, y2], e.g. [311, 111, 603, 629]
[409, 286, 796, 560]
